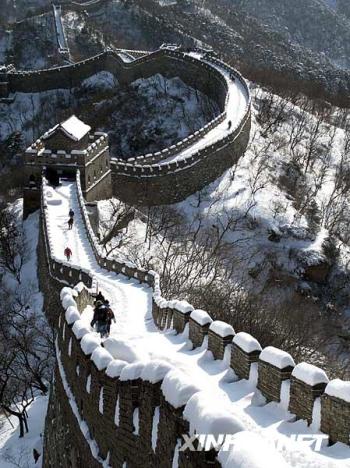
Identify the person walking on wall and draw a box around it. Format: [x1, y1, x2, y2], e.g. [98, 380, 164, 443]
[227, 120, 232, 130]
[69, 208, 75, 218]
[94, 291, 105, 305]
[64, 246, 72, 261]
[68, 216, 74, 230]
[90, 300, 109, 338]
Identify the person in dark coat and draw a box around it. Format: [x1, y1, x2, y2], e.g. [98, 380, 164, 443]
[90, 301, 109, 338]
[68, 216, 74, 230]
[104, 300, 116, 336]
[94, 291, 105, 305]
[69, 208, 75, 218]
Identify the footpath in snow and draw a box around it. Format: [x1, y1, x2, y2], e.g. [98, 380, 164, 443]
[45, 181, 350, 467]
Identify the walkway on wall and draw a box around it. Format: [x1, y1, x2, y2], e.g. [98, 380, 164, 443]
[53, 4, 70, 58]
[161, 52, 249, 164]
[44, 180, 349, 467]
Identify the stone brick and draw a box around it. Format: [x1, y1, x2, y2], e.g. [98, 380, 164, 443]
[321, 394, 350, 445]
[289, 377, 327, 425]
[173, 309, 191, 334]
[189, 317, 211, 348]
[257, 360, 294, 403]
[230, 342, 260, 380]
[207, 329, 233, 361]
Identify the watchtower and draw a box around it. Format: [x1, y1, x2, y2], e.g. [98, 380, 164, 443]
[23, 115, 112, 218]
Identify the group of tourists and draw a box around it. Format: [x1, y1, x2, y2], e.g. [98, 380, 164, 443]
[90, 291, 116, 338]
[61, 207, 116, 338]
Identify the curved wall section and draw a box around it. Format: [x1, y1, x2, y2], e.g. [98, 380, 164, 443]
[16, 46, 250, 205]
[7, 49, 228, 111]
[111, 109, 251, 205]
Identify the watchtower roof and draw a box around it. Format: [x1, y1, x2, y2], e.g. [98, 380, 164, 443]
[42, 115, 91, 142]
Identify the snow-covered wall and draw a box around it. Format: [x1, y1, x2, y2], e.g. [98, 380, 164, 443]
[18, 46, 250, 205]
[39, 169, 350, 466]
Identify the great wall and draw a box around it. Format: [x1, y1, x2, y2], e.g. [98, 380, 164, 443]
[2, 4, 348, 463]
[1, 42, 250, 207]
[37, 166, 350, 467]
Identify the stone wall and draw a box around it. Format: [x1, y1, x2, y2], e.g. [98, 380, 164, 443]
[43, 295, 214, 467]
[111, 113, 251, 206]
[40, 167, 350, 464]
[7, 50, 228, 107]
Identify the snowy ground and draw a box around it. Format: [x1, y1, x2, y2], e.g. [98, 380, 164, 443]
[44, 180, 350, 467]
[0, 207, 49, 468]
[0, 397, 48, 468]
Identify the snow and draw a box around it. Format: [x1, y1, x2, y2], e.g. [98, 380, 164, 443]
[103, 338, 145, 363]
[0, 396, 48, 468]
[62, 294, 77, 310]
[184, 391, 245, 437]
[120, 362, 147, 381]
[218, 431, 290, 468]
[141, 360, 174, 384]
[114, 397, 120, 426]
[72, 319, 90, 339]
[190, 309, 212, 326]
[65, 305, 80, 324]
[132, 408, 139, 435]
[232, 332, 262, 354]
[161, 369, 201, 408]
[106, 359, 127, 378]
[259, 346, 295, 369]
[60, 286, 77, 300]
[325, 379, 350, 403]
[80, 333, 101, 355]
[174, 300, 194, 313]
[280, 380, 290, 410]
[99, 388, 104, 414]
[172, 439, 181, 468]
[91, 347, 114, 371]
[292, 363, 329, 386]
[151, 407, 160, 450]
[311, 397, 322, 432]
[209, 320, 235, 338]
[86, 375, 91, 393]
[60, 115, 91, 141]
[43, 115, 91, 142]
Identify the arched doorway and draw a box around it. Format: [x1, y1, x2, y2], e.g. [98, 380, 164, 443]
[45, 167, 60, 187]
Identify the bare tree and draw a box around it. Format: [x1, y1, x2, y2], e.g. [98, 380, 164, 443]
[0, 207, 26, 283]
